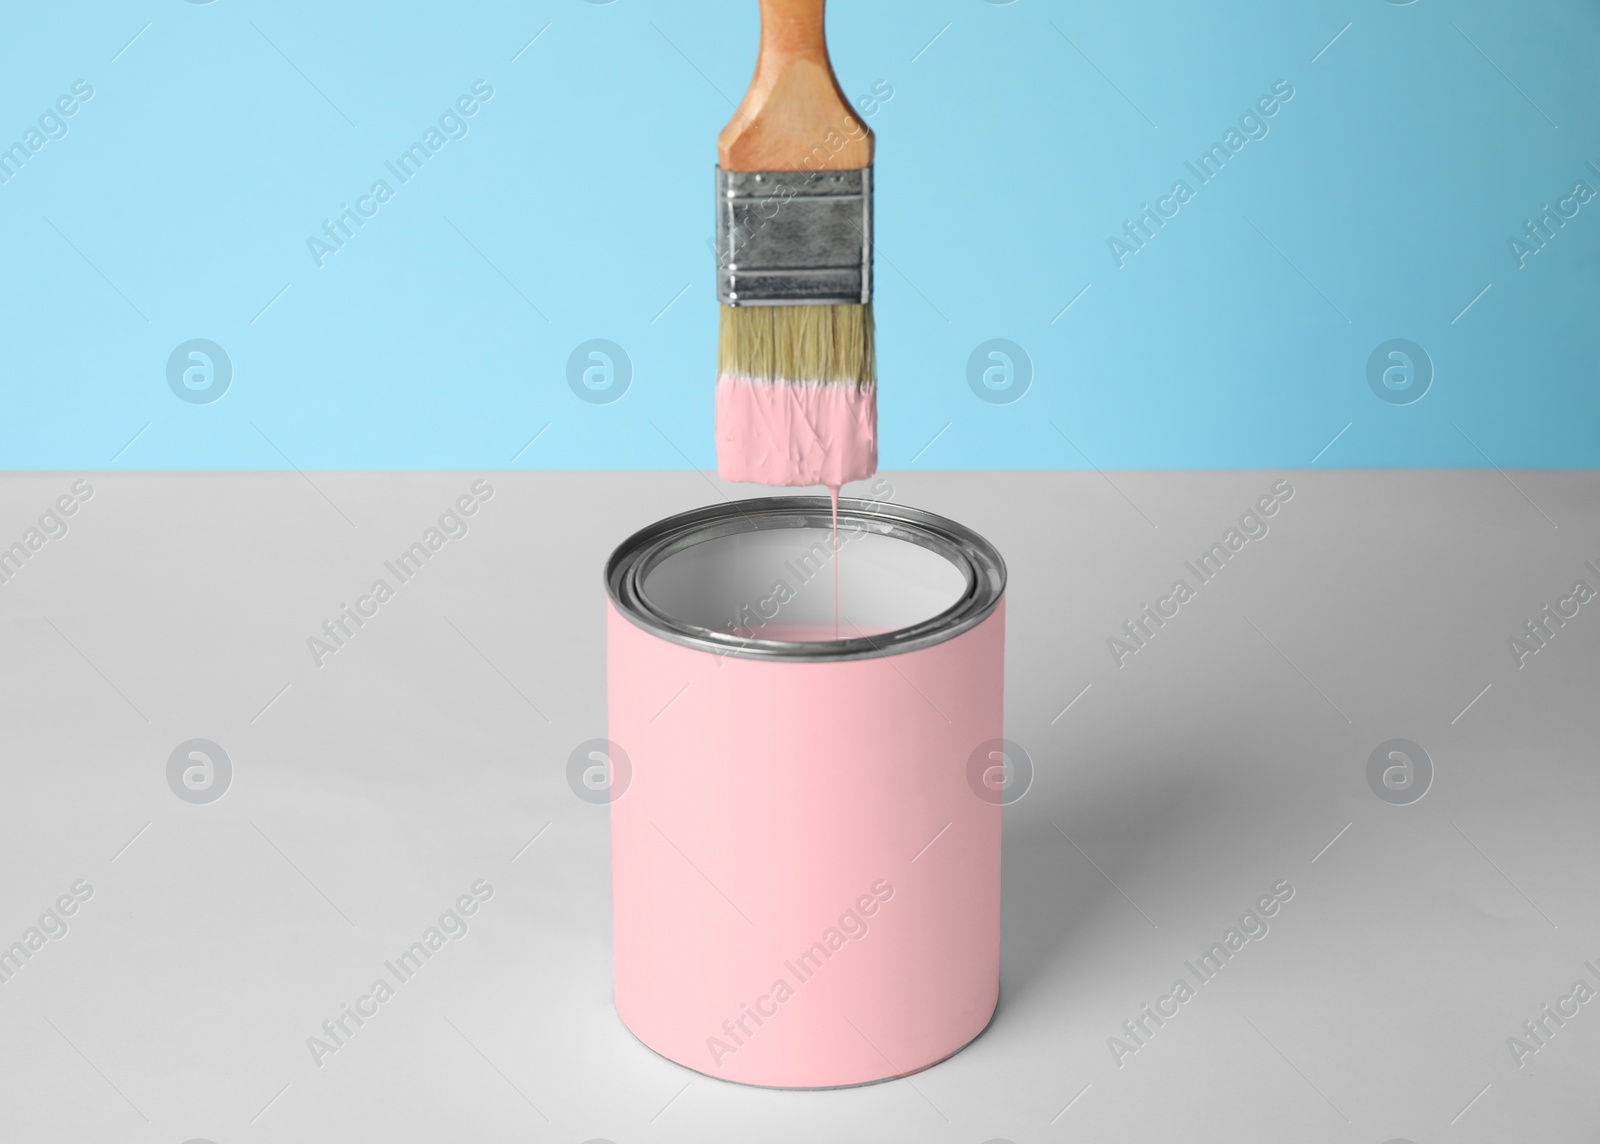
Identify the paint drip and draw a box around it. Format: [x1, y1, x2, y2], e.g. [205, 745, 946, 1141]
[829, 484, 840, 639]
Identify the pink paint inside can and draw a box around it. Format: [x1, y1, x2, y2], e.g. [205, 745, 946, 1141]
[605, 497, 1006, 1088]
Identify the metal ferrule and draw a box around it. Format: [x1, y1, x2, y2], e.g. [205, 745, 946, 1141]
[715, 166, 872, 306]
[606, 497, 1005, 663]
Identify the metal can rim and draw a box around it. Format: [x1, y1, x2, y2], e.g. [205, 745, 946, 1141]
[605, 496, 1006, 662]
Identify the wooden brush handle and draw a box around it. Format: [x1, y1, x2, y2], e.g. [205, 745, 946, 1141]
[719, 0, 873, 172]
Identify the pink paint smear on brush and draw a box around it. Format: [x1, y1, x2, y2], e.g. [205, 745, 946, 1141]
[715, 376, 877, 489]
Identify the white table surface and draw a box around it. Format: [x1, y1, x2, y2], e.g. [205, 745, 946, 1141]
[1, 469, 1596, 1144]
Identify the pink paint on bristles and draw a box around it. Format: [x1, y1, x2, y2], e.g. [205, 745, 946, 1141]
[715, 375, 877, 488]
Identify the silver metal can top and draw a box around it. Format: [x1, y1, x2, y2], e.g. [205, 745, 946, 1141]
[606, 496, 1006, 662]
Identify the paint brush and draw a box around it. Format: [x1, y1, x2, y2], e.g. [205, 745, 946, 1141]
[714, 0, 876, 491]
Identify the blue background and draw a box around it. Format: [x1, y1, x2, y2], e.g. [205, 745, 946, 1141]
[1, 0, 1596, 471]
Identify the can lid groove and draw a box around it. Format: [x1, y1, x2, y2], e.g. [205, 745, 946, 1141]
[605, 496, 1006, 662]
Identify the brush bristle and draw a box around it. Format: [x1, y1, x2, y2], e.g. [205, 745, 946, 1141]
[718, 303, 874, 387]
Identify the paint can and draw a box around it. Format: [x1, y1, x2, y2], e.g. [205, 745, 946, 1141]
[604, 495, 1007, 1088]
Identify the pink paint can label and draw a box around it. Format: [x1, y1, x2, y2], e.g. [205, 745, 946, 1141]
[605, 496, 1006, 1087]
